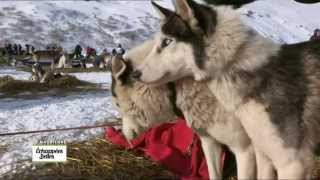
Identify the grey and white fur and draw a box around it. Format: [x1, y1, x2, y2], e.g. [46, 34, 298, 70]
[120, 41, 257, 179]
[110, 54, 178, 141]
[130, 0, 320, 179]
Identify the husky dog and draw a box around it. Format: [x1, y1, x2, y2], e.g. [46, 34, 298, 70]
[56, 52, 72, 69]
[131, 0, 320, 179]
[110, 55, 179, 140]
[40, 71, 63, 84]
[30, 62, 45, 82]
[122, 42, 257, 179]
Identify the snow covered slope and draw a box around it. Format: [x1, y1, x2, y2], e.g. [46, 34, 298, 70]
[240, 0, 320, 44]
[0, 0, 319, 52]
[0, 0, 172, 51]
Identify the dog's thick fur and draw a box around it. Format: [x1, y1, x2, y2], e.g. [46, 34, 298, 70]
[110, 55, 178, 140]
[130, 0, 320, 179]
[175, 77, 256, 179]
[122, 41, 257, 179]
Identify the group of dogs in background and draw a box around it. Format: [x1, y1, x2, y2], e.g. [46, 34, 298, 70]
[28, 49, 112, 83]
[111, 0, 320, 179]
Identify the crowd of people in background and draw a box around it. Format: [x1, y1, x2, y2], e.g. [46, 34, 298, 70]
[26, 43, 126, 82]
[1, 27, 319, 71]
[2, 43, 35, 57]
[78, 43, 125, 69]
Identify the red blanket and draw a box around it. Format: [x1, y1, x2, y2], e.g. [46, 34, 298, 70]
[105, 118, 226, 180]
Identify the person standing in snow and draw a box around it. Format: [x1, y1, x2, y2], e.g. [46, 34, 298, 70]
[74, 44, 82, 59]
[31, 45, 35, 54]
[111, 48, 117, 56]
[13, 44, 18, 55]
[80, 54, 87, 69]
[310, 29, 320, 41]
[5, 43, 12, 56]
[25, 44, 30, 55]
[18, 44, 22, 56]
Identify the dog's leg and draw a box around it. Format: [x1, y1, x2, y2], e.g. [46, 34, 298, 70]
[277, 160, 306, 179]
[199, 135, 223, 179]
[277, 150, 314, 180]
[233, 145, 256, 179]
[255, 148, 276, 179]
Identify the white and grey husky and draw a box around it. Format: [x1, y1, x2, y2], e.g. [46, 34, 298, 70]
[129, 0, 320, 179]
[119, 40, 258, 179]
[113, 49, 256, 179]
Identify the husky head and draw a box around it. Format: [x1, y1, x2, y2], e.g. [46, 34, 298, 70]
[129, 0, 219, 84]
[111, 55, 178, 140]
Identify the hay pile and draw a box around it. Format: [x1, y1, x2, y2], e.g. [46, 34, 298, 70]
[2, 137, 320, 180]
[4, 138, 175, 180]
[0, 75, 97, 95]
[0, 75, 14, 86]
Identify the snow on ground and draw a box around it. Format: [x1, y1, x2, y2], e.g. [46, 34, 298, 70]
[0, 67, 112, 88]
[0, 67, 30, 80]
[240, 0, 320, 44]
[71, 72, 111, 89]
[0, 68, 117, 176]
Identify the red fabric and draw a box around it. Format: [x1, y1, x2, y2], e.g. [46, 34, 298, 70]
[105, 118, 225, 180]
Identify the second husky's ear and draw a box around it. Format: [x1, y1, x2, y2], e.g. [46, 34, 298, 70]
[151, 1, 174, 20]
[111, 56, 127, 80]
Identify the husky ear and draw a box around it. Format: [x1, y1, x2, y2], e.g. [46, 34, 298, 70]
[111, 56, 127, 80]
[173, 0, 194, 21]
[174, 0, 217, 35]
[151, 1, 174, 19]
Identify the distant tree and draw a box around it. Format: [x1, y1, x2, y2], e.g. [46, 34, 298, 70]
[294, 0, 320, 3]
[202, 0, 256, 8]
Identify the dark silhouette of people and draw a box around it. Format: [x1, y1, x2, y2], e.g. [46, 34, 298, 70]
[18, 44, 22, 55]
[25, 44, 30, 55]
[31, 46, 35, 53]
[86, 46, 92, 57]
[111, 48, 117, 56]
[6, 44, 13, 58]
[74, 44, 82, 59]
[310, 29, 320, 41]
[13, 44, 18, 55]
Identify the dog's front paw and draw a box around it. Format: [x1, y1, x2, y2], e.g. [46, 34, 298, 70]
[194, 71, 209, 81]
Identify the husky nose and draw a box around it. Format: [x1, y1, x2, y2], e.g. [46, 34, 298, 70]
[132, 70, 142, 79]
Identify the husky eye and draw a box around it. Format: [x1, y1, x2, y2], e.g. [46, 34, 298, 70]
[161, 38, 173, 48]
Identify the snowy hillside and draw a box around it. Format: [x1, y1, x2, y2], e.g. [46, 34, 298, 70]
[0, 0, 319, 52]
[240, 0, 320, 44]
[0, 0, 172, 51]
